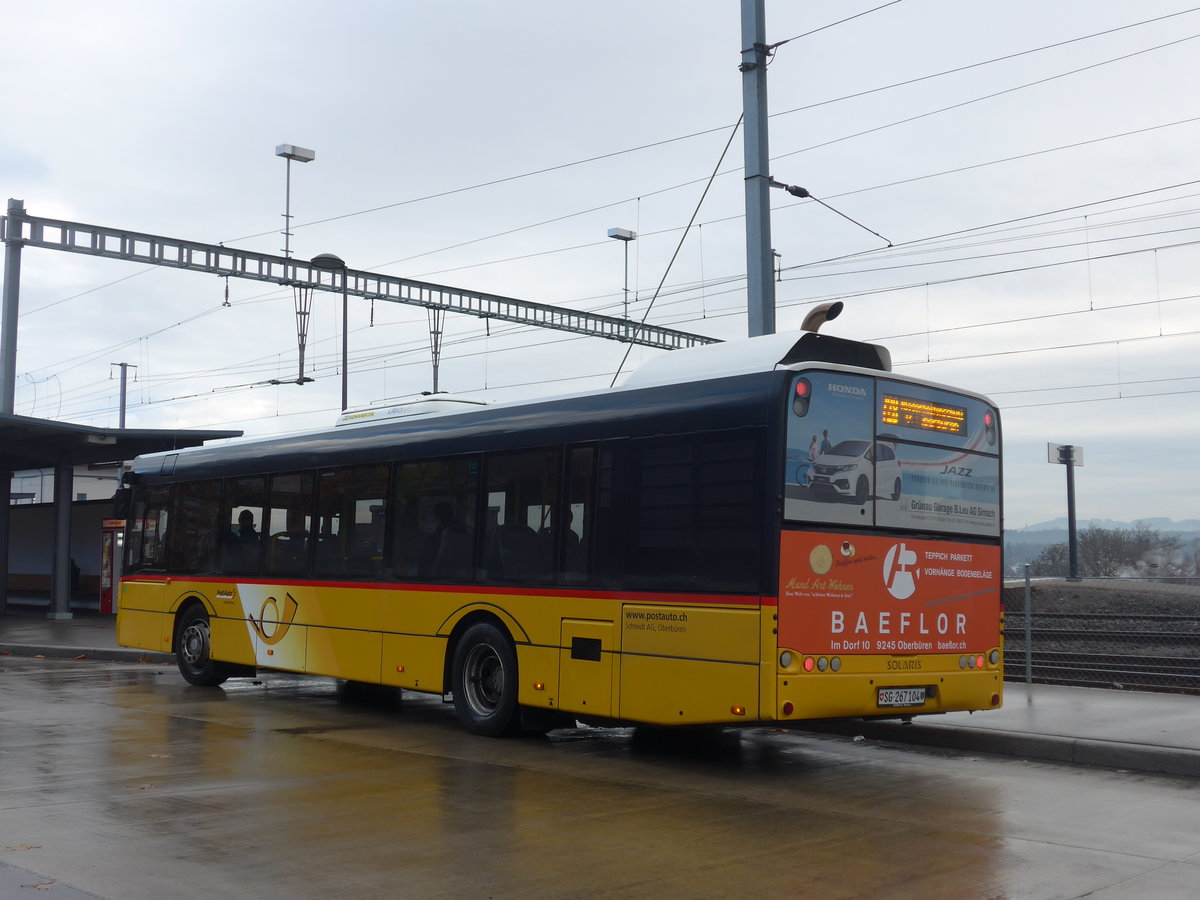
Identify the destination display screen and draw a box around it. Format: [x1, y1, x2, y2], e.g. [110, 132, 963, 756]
[881, 393, 966, 436]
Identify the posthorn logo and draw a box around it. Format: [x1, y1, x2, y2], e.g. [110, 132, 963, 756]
[882, 542, 919, 600]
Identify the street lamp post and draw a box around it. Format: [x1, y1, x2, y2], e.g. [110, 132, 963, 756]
[311, 252, 349, 411]
[278, 145, 316, 383]
[276, 144, 315, 259]
[607, 227, 637, 330]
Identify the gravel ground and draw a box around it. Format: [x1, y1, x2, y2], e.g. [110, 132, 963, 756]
[1002, 578, 1200, 616]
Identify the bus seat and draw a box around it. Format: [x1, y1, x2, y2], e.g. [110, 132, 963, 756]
[431, 526, 473, 579]
[487, 523, 548, 581]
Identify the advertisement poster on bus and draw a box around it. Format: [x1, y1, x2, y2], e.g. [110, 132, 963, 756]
[875, 445, 1000, 536]
[776, 530, 1001, 655]
[783, 372, 1000, 536]
[784, 372, 877, 527]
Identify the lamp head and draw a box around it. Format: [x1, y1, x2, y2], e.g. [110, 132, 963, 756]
[310, 252, 346, 271]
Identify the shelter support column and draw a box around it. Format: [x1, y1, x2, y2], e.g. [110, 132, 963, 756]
[50, 462, 73, 620]
[0, 471, 9, 616]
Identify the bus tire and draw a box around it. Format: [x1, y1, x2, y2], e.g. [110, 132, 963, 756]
[451, 622, 519, 737]
[175, 605, 230, 687]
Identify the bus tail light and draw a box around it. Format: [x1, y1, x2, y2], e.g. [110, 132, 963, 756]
[799, 656, 840, 673]
[792, 378, 812, 416]
[782, 701, 794, 716]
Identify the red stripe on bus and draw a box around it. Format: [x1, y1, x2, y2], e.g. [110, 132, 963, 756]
[120, 574, 770, 607]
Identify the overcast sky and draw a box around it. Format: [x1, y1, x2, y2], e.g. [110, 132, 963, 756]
[3, 0, 1199, 531]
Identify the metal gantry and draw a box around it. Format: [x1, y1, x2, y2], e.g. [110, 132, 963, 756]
[0, 206, 720, 353]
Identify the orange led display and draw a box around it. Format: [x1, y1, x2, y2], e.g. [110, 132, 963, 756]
[881, 394, 967, 435]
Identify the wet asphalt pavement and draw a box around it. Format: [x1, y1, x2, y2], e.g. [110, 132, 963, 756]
[1, 644, 1199, 898]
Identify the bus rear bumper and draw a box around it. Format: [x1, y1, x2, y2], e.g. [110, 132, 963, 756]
[771, 668, 1003, 722]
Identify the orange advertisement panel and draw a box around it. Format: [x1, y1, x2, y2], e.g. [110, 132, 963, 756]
[778, 531, 1000, 655]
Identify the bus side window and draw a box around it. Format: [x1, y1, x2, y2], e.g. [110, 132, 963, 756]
[220, 476, 266, 576]
[392, 456, 479, 582]
[266, 472, 315, 576]
[314, 465, 388, 578]
[556, 445, 594, 585]
[482, 448, 559, 584]
[166, 480, 222, 576]
[618, 433, 762, 594]
[125, 485, 171, 574]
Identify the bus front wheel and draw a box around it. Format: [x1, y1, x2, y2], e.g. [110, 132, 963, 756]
[176, 605, 230, 687]
[451, 622, 519, 737]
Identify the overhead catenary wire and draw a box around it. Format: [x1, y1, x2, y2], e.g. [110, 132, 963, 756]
[30, 208, 1200, 421]
[219, 8, 1200, 255]
[18, 10, 1196, 333]
[11, 5, 1200, 429]
[609, 115, 744, 386]
[26, 182, 1200, 399]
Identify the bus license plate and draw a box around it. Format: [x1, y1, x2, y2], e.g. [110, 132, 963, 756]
[877, 687, 927, 708]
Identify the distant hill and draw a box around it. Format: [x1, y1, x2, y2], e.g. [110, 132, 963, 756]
[1012, 517, 1200, 533]
[1004, 518, 1200, 573]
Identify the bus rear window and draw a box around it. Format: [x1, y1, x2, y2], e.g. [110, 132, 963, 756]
[783, 372, 1000, 537]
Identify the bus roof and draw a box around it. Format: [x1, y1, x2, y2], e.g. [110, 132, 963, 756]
[622, 331, 891, 388]
[122, 331, 939, 484]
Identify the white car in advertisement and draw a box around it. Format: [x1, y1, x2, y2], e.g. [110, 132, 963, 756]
[807, 439, 902, 504]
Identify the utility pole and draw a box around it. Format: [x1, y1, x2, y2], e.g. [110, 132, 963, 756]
[740, 0, 775, 337]
[110, 362, 137, 428]
[1, 198, 25, 414]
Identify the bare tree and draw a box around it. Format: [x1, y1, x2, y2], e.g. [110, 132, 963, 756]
[1030, 523, 1184, 577]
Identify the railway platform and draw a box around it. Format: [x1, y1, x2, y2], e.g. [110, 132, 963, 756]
[2, 599, 1197, 779]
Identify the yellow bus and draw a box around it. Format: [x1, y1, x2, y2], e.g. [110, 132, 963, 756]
[115, 330, 1003, 736]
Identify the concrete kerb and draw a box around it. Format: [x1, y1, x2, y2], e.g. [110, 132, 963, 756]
[0, 642, 174, 665]
[795, 718, 1200, 780]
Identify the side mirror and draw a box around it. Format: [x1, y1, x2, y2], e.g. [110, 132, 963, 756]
[113, 487, 133, 519]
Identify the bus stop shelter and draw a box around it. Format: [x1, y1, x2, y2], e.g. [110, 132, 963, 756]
[0, 412, 241, 618]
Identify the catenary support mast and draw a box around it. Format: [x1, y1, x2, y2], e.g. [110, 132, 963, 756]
[740, 0, 775, 337]
[0, 209, 718, 353]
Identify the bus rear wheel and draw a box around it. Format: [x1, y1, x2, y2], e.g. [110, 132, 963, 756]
[176, 605, 230, 687]
[451, 622, 519, 737]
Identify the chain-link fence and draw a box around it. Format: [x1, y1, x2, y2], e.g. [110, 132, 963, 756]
[1002, 576, 1200, 694]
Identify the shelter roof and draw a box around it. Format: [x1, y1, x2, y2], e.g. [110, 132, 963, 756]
[0, 413, 241, 473]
